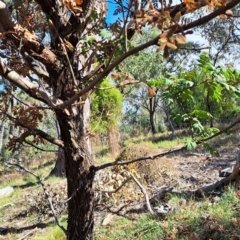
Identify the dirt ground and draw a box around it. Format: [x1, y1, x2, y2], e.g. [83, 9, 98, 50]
[94, 135, 240, 225]
[1, 133, 240, 238]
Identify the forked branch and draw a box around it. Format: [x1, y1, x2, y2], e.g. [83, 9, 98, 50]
[6, 162, 67, 235]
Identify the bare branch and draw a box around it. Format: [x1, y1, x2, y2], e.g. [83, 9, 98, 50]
[131, 174, 156, 216]
[94, 147, 184, 171]
[3, 112, 64, 148]
[95, 117, 240, 171]
[0, 57, 63, 107]
[61, 186, 81, 204]
[6, 161, 67, 235]
[179, 46, 210, 51]
[24, 140, 58, 152]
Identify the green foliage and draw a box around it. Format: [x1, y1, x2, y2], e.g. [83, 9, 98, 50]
[203, 142, 220, 156]
[185, 138, 197, 150]
[160, 53, 240, 127]
[90, 79, 123, 133]
[33, 220, 67, 240]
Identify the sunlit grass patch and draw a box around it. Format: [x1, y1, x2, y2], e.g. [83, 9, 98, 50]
[32, 220, 67, 240]
[95, 214, 163, 240]
[95, 186, 240, 240]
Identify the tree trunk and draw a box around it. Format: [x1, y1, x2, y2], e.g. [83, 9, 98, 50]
[56, 98, 95, 239]
[108, 126, 120, 158]
[50, 148, 66, 177]
[50, 120, 66, 177]
[0, 120, 5, 155]
[164, 105, 175, 139]
[149, 98, 157, 134]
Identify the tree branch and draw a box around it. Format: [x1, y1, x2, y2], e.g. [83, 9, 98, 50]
[24, 140, 58, 152]
[0, 57, 63, 107]
[3, 112, 64, 148]
[55, 0, 240, 109]
[6, 161, 67, 235]
[131, 174, 156, 216]
[95, 116, 240, 171]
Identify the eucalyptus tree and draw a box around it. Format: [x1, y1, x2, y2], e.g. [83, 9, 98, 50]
[0, 0, 239, 239]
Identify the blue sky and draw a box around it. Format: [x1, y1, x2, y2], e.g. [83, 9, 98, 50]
[106, 1, 120, 24]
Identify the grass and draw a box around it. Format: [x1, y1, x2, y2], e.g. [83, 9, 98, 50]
[32, 220, 67, 240]
[0, 188, 24, 207]
[1, 130, 240, 239]
[123, 130, 188, 150]
[96, 186, 240, 240]
[95, 214, 163, 240]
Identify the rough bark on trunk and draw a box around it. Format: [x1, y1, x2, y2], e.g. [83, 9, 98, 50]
[108, 127, 120, 158]
[149, 97, 157, 134]
[50, 120, 66, 177]
[164, 105, 175, 139]
[50, 148, 66, 177]
[0, 120, 5, 154]
[56, 98, 95, 239]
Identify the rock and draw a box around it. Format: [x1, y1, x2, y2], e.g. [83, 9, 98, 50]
[102, 213, 114, 226]
[154, 205, 171, 214]
[219, 167, 232, 177]
[190, 174, 198, 181]
[0, 186, 14, 197]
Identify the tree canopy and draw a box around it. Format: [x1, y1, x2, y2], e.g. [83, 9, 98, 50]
[1, 0, 240, 239]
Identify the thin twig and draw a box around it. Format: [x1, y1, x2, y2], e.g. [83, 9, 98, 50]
[179, 46, 210, 51]
[23, 141, 58, 152]
[59, 36, 78, 87]
[6, 162, 67, 235]
[130, 174, 156, 216]
[49, 21, 77, 87]
[61, 186, 81, 204]
[17, 228, 37, 240]
[95, 177, 132, 193]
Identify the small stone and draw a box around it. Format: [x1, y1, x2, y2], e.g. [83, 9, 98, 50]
[190, 174, 198, 181]
[219, 167, 232, 177]
[102, 213, 114, 226]
[0, 186, 14, 197]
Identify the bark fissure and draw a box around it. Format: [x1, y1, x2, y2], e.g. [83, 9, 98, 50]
[56, 100, 95, 239]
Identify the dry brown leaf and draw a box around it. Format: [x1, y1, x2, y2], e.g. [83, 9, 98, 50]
[157, 42, 167, 52]
[148, 87, 156, 98]
[158, 32, 169, 43]
[226, 9, 233, 16]
[176, 35, 187, 44]
[63, 0, 83, 13]
[167, 42, 178, 50]
[174, 11, 181, 22]
[63, 39, 74, 52]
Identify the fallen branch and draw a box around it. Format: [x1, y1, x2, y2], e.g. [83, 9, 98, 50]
[6, 162, 67, 235]
[17, 228, 37, 240]
[130, 174, 156, 216]
[194, 152, 240, 197]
